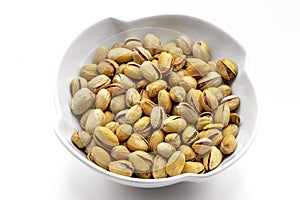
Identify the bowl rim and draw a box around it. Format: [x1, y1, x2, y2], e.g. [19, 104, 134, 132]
[54, 14, 260, 187]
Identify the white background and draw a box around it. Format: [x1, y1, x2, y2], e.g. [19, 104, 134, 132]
[0, 0, 299, 199]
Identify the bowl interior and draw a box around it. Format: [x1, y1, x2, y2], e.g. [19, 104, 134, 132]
[54, 15, 258, 187]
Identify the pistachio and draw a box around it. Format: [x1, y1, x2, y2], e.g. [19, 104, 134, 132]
[230, 113, 241, 125]
[109, 95, 126, 113]
[186, 88, 203, 113]
[181, 125, 199, 145]
[203, 146, 222, 171]
[178, 145, 196, 161]
[182, 161, 205, 174]
[105, 121, 119, 132]
[216, 58, 238, 80]
[165, 45, 184, 59]
[218, 85, 231, 97]
[93, 45, 110, 64]
[166, 151, 186, 177]
[128, 151, 153, 178]
[95, 88, 111, 111]
[198, 72, 223, 90]
[148, 130, 165, 152]
[123, 37, 143, 50]
[104, 110, 114, 124]
[165, 133, 181, 148]
[173, 54, 187, 71]
[168, 71, 181, 87]
[192, 41, 210, 62]
[80, 109, 92, 129]
[127, 133, 149, 151]
[112, 74, 136, 90]
[125, 88, 141, 107]
[162, 116, 187, 133]
[71, 77, 88, 96]
[97, 59, 119, 77]
[157, 142, 176, 158]
[200, 88, 219, 112]
[85, 109, 106, 133]
[111, 145, 130, 160]
[114, 109, 128, 124]
[106, 83, 125, 97]
[88, 146, 111, 170]
[107, 47, 133, 63]
[132, 46, 152, 64]
[80, 63, 99, 81]
[71, 131, 91, 149]
[109, 160, 134, 177]
[199, 129, 223, 146]
[138, 99, 156, 116]
[71, 88, 95, 115]
[196, 112, 213, 131]
[123, 62, 143, 79]
[202, 123, 224, 130]
[192, 137, 212, 155]
[143, 33, 161, 55]
[221, 95, 240, 111]
[145, 80, 167, 98]
[208, 61, 217, 72]
[214, 103, 230, 127]
[152, 155, 167, 179]
[133, 116, 152, 137]
[84, 139, 97, 154]
[222, 124, 239, 137]
[176, 35, 193, 55]
[136, 80, 149, 91]
[140, 61, 162, 82]
[88, 74, 111, 94]
[157, 89, 172, 113]
[116, 123, 132, 142]
[186, 58, 209, 77]
[150, 106, 167, 130]
[220, 134, 237, 154]
[169, 86, 186, 102]
[157, 52, 173, 75]
[93, 126, 119, 150]
[177, 102, 198, 124]
[124, 105, 143, 124]
[179, 76, 197, 91]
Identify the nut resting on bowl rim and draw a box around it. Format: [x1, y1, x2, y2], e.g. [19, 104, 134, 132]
[54, 15, 259, 188]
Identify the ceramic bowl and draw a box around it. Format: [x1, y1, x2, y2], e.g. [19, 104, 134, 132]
[54, 15, 259, 188]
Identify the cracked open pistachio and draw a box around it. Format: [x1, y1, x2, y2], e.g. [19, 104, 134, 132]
[69, 33, 242, 178]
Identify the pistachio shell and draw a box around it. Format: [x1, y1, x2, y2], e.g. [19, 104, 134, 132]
[93, 45, 110, 64]
[88, 146, 111, 170]
[71, 77, 88, 96]
[109, 160, 134, 177]
[107, 47, 133, 63]
[166, 151, 186, 176]
[80, 63, 99, 81]
[220, 134, 237, 154]
[95, 89, 111, 111]
[152, 155, 167, 179]
[71, 88, 95, 115]
[203, 146, 222, 171]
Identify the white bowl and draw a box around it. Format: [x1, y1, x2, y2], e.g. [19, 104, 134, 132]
[54, 15, 259, 188]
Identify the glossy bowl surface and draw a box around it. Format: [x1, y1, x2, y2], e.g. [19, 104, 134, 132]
[54, 15, 259, 188]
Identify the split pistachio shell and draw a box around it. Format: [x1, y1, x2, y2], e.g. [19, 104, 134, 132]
[123, 62, 143, 79]
[177, 102, 198, 124]
[186, 58, 209, 77]
[71, 77, 88, 96]
[165, 133, 181, 148]
[214, 103, 230, 127]
[125, 88, 141, 107]
[109, 160, 134, 177]
[140, 61, 162, 82]
[181, 125, 199, 145]
[162, 116, 187, 133]
[116, 123, 132, 142]
[88, 146, 111, 170]
[132, 46, 152, 64]
[203, 146, 222, 171]
[150, 106, 166, 130]
[192, 137, 212, 155]
[133, 116, 152, 137]
[123, 37, 143, 50]
[93, 126, 119, 150]
[186, 88, 202, 113]
[127, 133, 149, 151]
[138, 99, 156, 116]
[221, 95, 240, 111]
[88, 74, 111, 94]
[200, 88, 219, 112]
[97, 59, 119, 77]
[216, 58, 238, 80]
[145, 80, 167, 98]
[199, 128, 223, 146]
[71, 131, 91, 149]
[128, 150, 153, 173]
[112, 74, 136, 90]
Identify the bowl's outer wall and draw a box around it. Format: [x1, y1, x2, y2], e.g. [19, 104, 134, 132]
[54, 15, 257, 188]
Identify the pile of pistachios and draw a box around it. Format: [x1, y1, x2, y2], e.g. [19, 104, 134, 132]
[70, 33, 241, 179]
